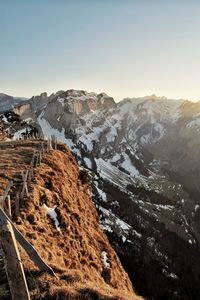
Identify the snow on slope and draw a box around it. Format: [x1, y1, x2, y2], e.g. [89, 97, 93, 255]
[187, 117, 200, 130]
[99, 206, 142, 242]
[38, 110, 74, 148]
[118, 97, 184, 121]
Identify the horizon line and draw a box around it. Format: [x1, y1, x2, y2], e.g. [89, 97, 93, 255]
[1, 89, 200, 103]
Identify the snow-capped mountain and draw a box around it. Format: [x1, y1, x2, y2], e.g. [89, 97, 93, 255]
[1, 89, 200, 300]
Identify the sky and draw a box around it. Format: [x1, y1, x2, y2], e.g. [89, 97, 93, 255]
[1, 0, 200, 101]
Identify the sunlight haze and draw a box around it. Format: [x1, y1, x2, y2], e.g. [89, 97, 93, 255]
[1, 0, 200, 101]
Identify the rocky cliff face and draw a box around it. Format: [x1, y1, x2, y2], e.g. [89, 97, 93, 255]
[2, 89, 200, 299]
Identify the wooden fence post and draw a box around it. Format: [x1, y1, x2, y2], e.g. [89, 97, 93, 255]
[0, 218, 30, 300]
[5, 195, 12, 219]
[0, 208, 57, 277]
[3, 181, 13, 202]
[27, 168, 32, 185]
[30, 150, 35, 178]
[20, 171, 29, 199]
[47, 138, 52, 151]
[35, 152, 39, 167]
[0, 196, 3, 209]
[52, 136, 57, 150]
[39, 151, 42, 165]
[41, 142, 44, 153]
[47, 139, 50, 152]
[55, 138, 57, 150]
[15, 192, 20, 218]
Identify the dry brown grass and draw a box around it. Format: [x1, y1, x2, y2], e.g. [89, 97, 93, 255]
[0, 140, 143, 300]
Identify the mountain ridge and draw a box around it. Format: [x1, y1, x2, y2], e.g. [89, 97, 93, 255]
[1, 89, 200, 299]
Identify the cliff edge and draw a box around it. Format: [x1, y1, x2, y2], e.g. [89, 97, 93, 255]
[0, 140, 143, 300]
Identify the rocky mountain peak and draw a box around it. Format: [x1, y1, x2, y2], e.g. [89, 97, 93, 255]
[97, 92, 116, 109]
[34, 92, 48, 100]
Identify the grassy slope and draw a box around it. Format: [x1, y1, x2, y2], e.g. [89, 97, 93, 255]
[0, 140, 143, 300]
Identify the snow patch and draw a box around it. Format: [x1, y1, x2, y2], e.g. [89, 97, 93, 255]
[154, 204, 174, 210]
[110, 153, 121, 163]
[13, 128, 29, 140]
[57, 97, 65, 107]
[43, 204, 60, 231]
[95, 185, 107, 202]
[38, 111, 69, 145]
[187, 117, 200, 129]
[121, 153, 139, 177]
[106, 126, 118, 142]
[101, 251, 110, 269]
[2, 115, 9, 124]
[84, 157, 92, 169]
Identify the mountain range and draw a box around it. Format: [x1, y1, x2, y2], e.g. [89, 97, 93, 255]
[1, 90, 200, 300]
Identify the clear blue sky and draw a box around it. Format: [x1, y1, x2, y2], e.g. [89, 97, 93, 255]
[1, 0, 200, 101]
